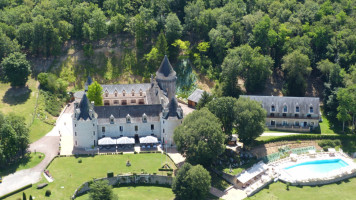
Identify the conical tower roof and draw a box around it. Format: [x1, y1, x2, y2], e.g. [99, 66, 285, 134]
[77, 94, 92, 120]
[156, 55, 176, 80]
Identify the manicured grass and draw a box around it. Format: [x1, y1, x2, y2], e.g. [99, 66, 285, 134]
[4, 153, 176, 200]
[76, 186, 175, 200]
[28, 118, 53, 143]
[222, 159, 257, 175]
[247, 178, 356, 200]
[0, 152, 45, 177]
[0, 79, 54, 143]
[319, 115, 338, 135]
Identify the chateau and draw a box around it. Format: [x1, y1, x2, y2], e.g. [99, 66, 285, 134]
[72, 56, 183, 149]
[242, 95, 321, 132]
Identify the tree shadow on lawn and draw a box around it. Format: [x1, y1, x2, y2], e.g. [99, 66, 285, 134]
[0, 154, 31, 177]
[2, 86, 32, 105]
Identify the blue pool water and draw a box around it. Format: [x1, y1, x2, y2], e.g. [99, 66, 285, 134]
[284, 159, 349, 174]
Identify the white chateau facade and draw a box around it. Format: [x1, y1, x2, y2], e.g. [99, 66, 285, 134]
[72, 56, 183, 149]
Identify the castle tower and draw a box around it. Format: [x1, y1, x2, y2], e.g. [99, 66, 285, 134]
[161, 97, 183, 147]
[156, 55, 177, 100]
[73, 94, 98, 148]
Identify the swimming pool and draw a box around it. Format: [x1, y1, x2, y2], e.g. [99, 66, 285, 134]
[284, 159, 349, 175]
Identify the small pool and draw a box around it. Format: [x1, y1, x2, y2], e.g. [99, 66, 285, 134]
[284, 159, 349, 174]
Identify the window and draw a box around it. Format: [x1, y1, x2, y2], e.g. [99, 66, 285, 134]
[104, 100, 110, 106]
[126, 114, 131, 123]
[311, 122, 315, 126]
[110, 118, 114, 124]
[282, 113, 286, 117]
[102, 127, 105, 132]
[140, 89, 143, 96]
[120, 126, 123, 131]
[105, 91, 108, 97]
[135, 126, 138, 131]
[114, 100, 119, 104]
[115, 91, 118, 97]
[296, 106, 300, 113]
[121, 100, 127, 105]
[93, 124, 95, 127]
[132, 89, 135, 96]
[271, 105, 275, 112]
[123, 90, 126, 96]
[94, 140, 96, 146]
[282, 121, 287, 126]
[75, 141, 77, 146]
[131, 99, 136, 104]
[283, 105, 287, 113]
[151, 124, 154, 130]
[75, 132, 77, 136]
[307, 114, 311, 118]
[271, 120, 276, 126]
[270, 113, 274, 117]
[75, 124, 76, 127]
[142, 113, 147, 122]
[309, 106, 314, 113]
[295, 121, 299, 126]
[295, 114, 299, 118]
[163, 129, 165, 133]
[138, 99, 144, 104]
[93, 131, 95, 136]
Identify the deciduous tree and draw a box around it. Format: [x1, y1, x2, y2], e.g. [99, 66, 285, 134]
[87, 81, 103, 106]
[1, 52, 31, 87]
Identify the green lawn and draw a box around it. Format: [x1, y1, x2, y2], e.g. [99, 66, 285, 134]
[0, 152, 45, 177]
[4, 153, 176, 200]
[76, 186, 175, 200]
[319, 115, 338, 135]
[210, 171, 231, 191]
[29, 118, 53, 143]
[247, 178, 356, 200]
[0, 79, 54, 143]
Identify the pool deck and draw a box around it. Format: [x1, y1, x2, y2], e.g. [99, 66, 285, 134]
[273, 152, 356, 186]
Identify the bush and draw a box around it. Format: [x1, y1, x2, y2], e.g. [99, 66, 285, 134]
[45, 190, 51, 197]
[134, 151, 138, 154]
[286, 183, 290, 190]
[167, 172, 172, 177]
[254, 135, 356, 146]
[107, 171, 114, 178]
[323, 146, 331, 151]
[78, 159, 82, 163]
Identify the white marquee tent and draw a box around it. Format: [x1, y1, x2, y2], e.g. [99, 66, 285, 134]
[98, 137, 116, 145]
[116, 137, 135, 145]
[139, 136, 158, 144]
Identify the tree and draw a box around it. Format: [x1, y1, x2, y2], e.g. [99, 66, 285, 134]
[173, 108, 225, 167]
[155, 31, 168, 58]
[235, 97, 266, 145]
[87, 81, 103, 106]
[337, 84, 356, 132]
[208, 25, 233, 64]
[172, 163, 211, 200]
[207, 97, 238, 135]
[0, 30, 20, 61]
[221, 45, 273, 93]
[282, 50, 311, 96]
[89, 180, 116, 200]
[89, 8, 108, 40]
[29, 195, 33, 200]
[1, 52, 31, 87]
[196, 91, 212, 110]
[165, 12, 183, 44]
[23, 192, 26, 200]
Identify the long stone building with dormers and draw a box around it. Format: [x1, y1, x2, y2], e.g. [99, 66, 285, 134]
[242, 95, 321, 132]
[72, 56, 183, 149]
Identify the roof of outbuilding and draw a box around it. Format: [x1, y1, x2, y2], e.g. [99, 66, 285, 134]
[156, 55, 176, 80]
[187, 89, 205, 103]
[77, 94, 92, 120]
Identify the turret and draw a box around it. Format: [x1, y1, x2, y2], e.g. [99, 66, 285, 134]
[155, 55, 177, 100]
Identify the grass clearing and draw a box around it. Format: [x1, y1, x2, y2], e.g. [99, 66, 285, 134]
[29, 118, 53, 142]
[76, 185, 175, 200]
[247, 178, 356, 200]
[4, 153, 176, 200]
[0, 152, 45, 177]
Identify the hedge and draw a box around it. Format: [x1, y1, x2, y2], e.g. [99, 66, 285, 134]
[253, 134, 356, 146]
[0, 184, 32, 199]
[158, 168, 174, 172]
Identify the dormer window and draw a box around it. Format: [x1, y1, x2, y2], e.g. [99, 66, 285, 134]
[283, 105, 287, 113]
[132, 89, 135, 96]
[296, 106, 300, 113]
[126, 114, 131, 123]
[140, 89, 143, 96]
[110, 114, 114, 124]
[114, 90, 118, 97]
[123, 90, 126, 96]
[142, 113, 147, 123]
[309, 106, 314, 113]
[105, 90, 109, 97]
[271, 105, 275, 112]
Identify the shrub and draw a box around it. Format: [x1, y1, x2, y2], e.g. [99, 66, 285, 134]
[134, 151, 138, 154]
[107, 171, 114, 178]
[78, 159, 82, 163]
[167, 172, 172, 177]
[286, 183, 290, 190]
[45, 190, 51, 196]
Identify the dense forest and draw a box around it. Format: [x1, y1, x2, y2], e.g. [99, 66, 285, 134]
[0, 0, 355, 130]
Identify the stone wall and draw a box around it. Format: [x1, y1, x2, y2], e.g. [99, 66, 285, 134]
[251, 141, 322, 158]
[287, 171, 356, 186]
[72, 174, 173, 199]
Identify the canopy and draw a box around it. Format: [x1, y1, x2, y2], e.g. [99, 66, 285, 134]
[116, 137, 135, 145]
[139, 136, 158, 144]
[308, 150, 316, 154]
[98, 137, 116, 145]
[328, 148, 336, 153]
[236, 161, 268, 184]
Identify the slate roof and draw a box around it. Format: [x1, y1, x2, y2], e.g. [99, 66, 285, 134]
[101, 83, 151, 94]
[77, 94, 92, 120]
[95, 104, 162, 124]
[163, 98, 183, 119]
[187, 89, 205, 103]
[156, 55, 176, 80]
[241, 95, 320, 115]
